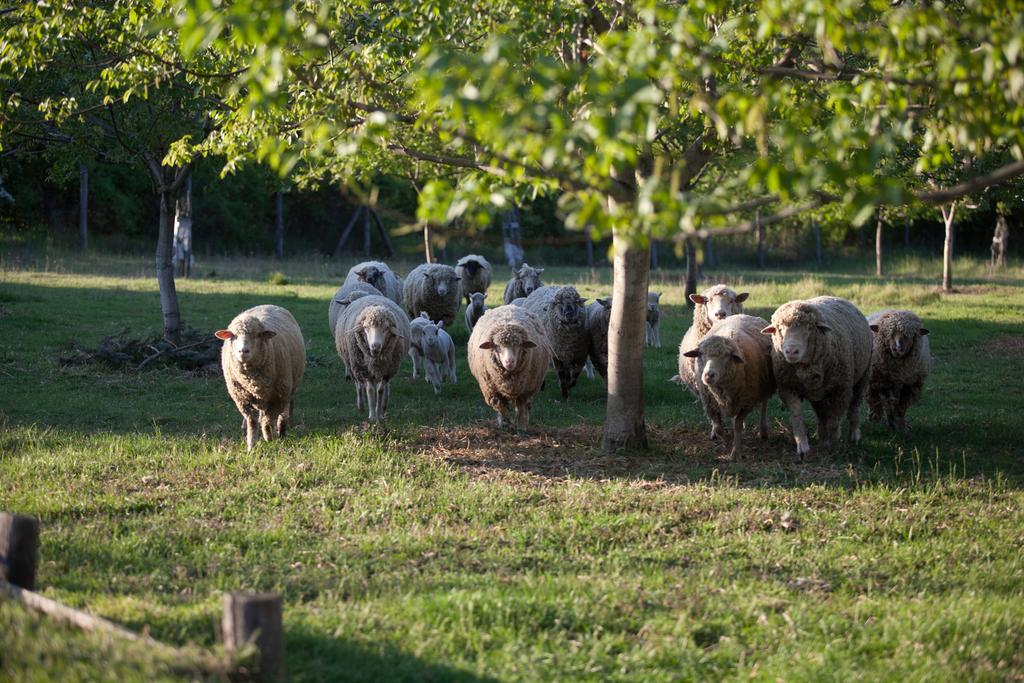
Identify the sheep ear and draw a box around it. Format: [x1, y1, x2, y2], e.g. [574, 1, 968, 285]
[731, 353, 744, 364]
[760, 325, 776, 335]
[689, 294, 706, 305]
[437, 321, 445, 330]
[391, 325, 405, 339]
[479, 340, 496, 349]
[259, 330, 277, 340]
[523, 340, 537, 348]
[817, 324, 832, 333]
[215, 330, 234, 341]
[919, 328, 929, 336]
[682, 348, 700, 358]
[734, 292, 750, 303]
[869, 324, 880, 333]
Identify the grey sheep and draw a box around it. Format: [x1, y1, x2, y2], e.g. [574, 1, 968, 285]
[455, 255, 493, 304]
[217, 305, 305, 451]
[866, 310, 932, 432]
[682, 314, 775, 458]
[335, 294, 411, 423]
[763, 296, 873, 458]
[468, 305, 552, 431]
[403, 263, 463, 327]
[502, 263, 544, 304]
[408, 312, 433, 380]
[585, 297, 612, 380]
[342, 260, 404, 307]
[645, 291, 663, 348]
[464, 291, 488, 334]
[328, 281, 377, 339]
[523, 285, 589, 399]
[677, 285, 749, 394]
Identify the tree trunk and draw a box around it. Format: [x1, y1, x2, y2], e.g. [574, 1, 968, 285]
[423, 221, 434, 263]
[602, 230, 650, 452]
[813, 218, 822, 265]
[684, 238, 698, 304]
[362, 207, 371, 255]
[875, 208, 884, 278]
[585, 227, 594, 267]
[704, 235, 715, 268]
[941, 202, 957, 293]
[157, 184, 182, 345]
[78, 164, 88, 250]
[755, 209, 765, 268]
[274, 189, 285, 259]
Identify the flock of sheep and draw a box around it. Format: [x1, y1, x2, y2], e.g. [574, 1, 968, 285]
[214, 257, 932, 457]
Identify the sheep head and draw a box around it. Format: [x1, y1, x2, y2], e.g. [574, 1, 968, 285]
[690, 285, 748, 322]
[479, 325, 537, 372]
[356, 306, 403, 357]
[870, 311, 928, 358]
[549, 287, 585, 326]
[216, 317, 276, 366]
[762, 301, 829, 365]
[683, 335, 744, 389]
[513, 263, 544, 296]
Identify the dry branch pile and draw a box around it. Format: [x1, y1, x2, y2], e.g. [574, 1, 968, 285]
[60, 327, 222, 374]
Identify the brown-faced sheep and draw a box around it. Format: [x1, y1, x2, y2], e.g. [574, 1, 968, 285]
[645, 291, 662, 348]
[866, 310, 931, 432]
[464, 291, 488, 334]
[342, 261, 404, 306]
[523, 285, 589, 399]
[585, 297, 612, 380]
[502, 263, 544, 304]
[216, 305, 305, 451]
[335, 295, 410, 423]
[468, 305, 552, 431]
[403, 263, 462, 327]
[762, 296, 873, 458]
[455, 255, 493, 304]
[682, 314, 775, 458]
[676, 285, 749, 394]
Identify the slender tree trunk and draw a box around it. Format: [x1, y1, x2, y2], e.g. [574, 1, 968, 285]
[941, 202, 957, 293]
[78, 164, 88, 250]
[904, 222, 911, 249]
[585, 227, 594, 267]
[157, 185, 182, 344]
[650, 239, 658, 270]
[274, 189, 285, 259]
[684, 238, 698, 303]
[813, 218, 822, 265]
[423, 221, 434, 263]
[875, 208, 884, 278]
[704, 235, 715, 268]
[755, 209, 765, 268]
[602, 229, 650, 452]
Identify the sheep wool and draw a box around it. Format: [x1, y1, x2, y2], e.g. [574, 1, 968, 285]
[523, 285, 589, 399]
[455, 255, 493, 304]
[464, 291, 488, 335]
[403, 263, 463, 327]
[328, 282, 377, 338]
[676, 285, 749, 395]
[502, 263, 545, 304]
[585, 297, 612, 380]
[866, 310, 932, 432]
[342, 260, 404, 307]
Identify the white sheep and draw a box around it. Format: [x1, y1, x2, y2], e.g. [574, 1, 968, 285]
[455, 255, 493, 304]
[468, 305, 552, 431]
[342, 260, 404, 306]
[645, 291, 663, 348]
[682, 314, 775, 458]
[866, 310, 932, 432]
[464, 291, 488, 335]
[762, 296, 873, 458]
[502, 263, 544, 304]
[335, 294, 410, 423]
[403, 263, 463, 327]
[216, 305, 305, 451]
[523, 285, 589, 399]
[677, 285, 749, 394]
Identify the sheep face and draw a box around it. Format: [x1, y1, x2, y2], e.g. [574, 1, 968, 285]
[514, 264, 543, 296]
[469, 292, 486, 310]
[357, 307, 402, 357]
[684, 338, 743, 389]
[462, 260, 482, 276]
[870, 315, 929, 358]
[691, 288, 748, 321]
[646, 292, 661, 323]
[551, 290, 585, 326]
[480, 327, 537, 372]
[216, 320, 277, 366]
[356, 266, 385, 292]
[420, 321, 444, 358]
[762, 311, 829, 365]
[428, 271, 460, 298]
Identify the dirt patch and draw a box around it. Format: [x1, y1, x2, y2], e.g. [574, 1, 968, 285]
[979, 334, 1024, 358]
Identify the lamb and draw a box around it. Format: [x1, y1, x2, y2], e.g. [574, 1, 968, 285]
[502, 263, 544, 304]
[866, 310, 932, 432]
[342, 260, 404, 306]
[682, 315, 775, 458]
[403, 263, 463, 327]
[455, 255, 493, 304]
[585, 297, 612, 379]
[468, 305, 552, 431]
[335, 294, 411, 423]
[762, 296, 873, 458]
[408, 312, 456, 393]
[216, 305, 305, 451]
[408, 312, 433, 380]
[464, 291, 488, 334]
[676, 285, 749, 393]
[645, 291, 663, 348]
[523, 285, 589, 399]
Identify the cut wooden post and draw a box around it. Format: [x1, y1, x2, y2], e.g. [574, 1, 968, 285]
[333, 207, 362, 258]
[370, 209, 394, 257]
[875, 208, 884, 278]
[222, 592, 284, 681]
[79, 164, 89, 250]
[0, 513, 39, 590]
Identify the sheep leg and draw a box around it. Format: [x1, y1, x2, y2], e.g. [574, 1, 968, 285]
[448, 348, 457, 383]
[758, 399, 769, 440]
[366, 381, 379, 422]
[895, 382, 922, 432]
[408, 349, 419, 379]
[242, 407, 259, 452]
[355, 381, 365, 412]
[847, 374, 869, 444]
[730, 409, 749, 459]
[258, 411, 275, 443]
[557, 366, 571, 400]
[654, 323, 661, 349]
[867, 387, 884, 422]
[780, 391, 811, 459]
[382, 381, 390, 418]
[375, 381, 387, 422]
[702, 392, 723, 441]
[490, 397, 513, 429]
[515, 398, 531, 433]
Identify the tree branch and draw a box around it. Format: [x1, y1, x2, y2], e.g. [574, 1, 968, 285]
[916, 159, 1024, 204]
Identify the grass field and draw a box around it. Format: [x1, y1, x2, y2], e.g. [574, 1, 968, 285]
[1, 249, 1023, 681]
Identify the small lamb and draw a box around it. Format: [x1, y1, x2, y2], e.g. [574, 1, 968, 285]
[464, 291, 488, 335]
[645, 291, 662, 348]
[866, 310, 931, 432]
[502, 263, 544, 304]
[403, 263, 462, 327]
[455, 255, 493, 304]
[216, 305, 305, 451]
[677, 285, 749, 393]
[682, 314, 775, 458]
[410, 313, 457, 394]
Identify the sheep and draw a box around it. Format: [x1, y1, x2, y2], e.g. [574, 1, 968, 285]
[502, 263, 544, 304]
[585, 297, 612, 380]
[408, 312, 457, 393]
[335, 294, 410, 423]
[328, 282, 377, 339]
[455, 255, 493, 304]
[509, 297, 527, 307]
[762, 296, 873, 458]
[645, 291, 663, 348]
[408, 312, 432, 380]
[681, 314, 775, 458]
[676, 285, 749, 394]
[866, 310, 932, 432]
[468, 305, 552, 431]
[464, 291, 488, 334]
[216, 305, 305, 451]
[523, 285, 589, 399]
[403, 263, 462, 327]
[342, 260, 404, 307]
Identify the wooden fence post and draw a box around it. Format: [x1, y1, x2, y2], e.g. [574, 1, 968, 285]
[222, 592, 284, 681]
[0, 513, 40, 590]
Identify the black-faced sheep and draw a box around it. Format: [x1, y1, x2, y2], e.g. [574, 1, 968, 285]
[468, 305, 552, 432]
[762, 296, 873, 458]
[502, 263, 544, 304]
[343, 260, 404, 307]
[682, 314, 775, 458]
[523, 285, 589, 399]
[464, 291, 488, 335]
[585, 297, 612, 380]
[677, 285, 749, 394]
[645, 291, 662, 348]
[455, 255, 493, 304]
[216, 305, 305, 451]
[403, 263, 462, 327]
[335, 295, 410, 423]
[866, 310, 931, 432]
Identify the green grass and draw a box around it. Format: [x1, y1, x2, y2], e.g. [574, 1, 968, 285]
[1, 250, 1023, 681]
